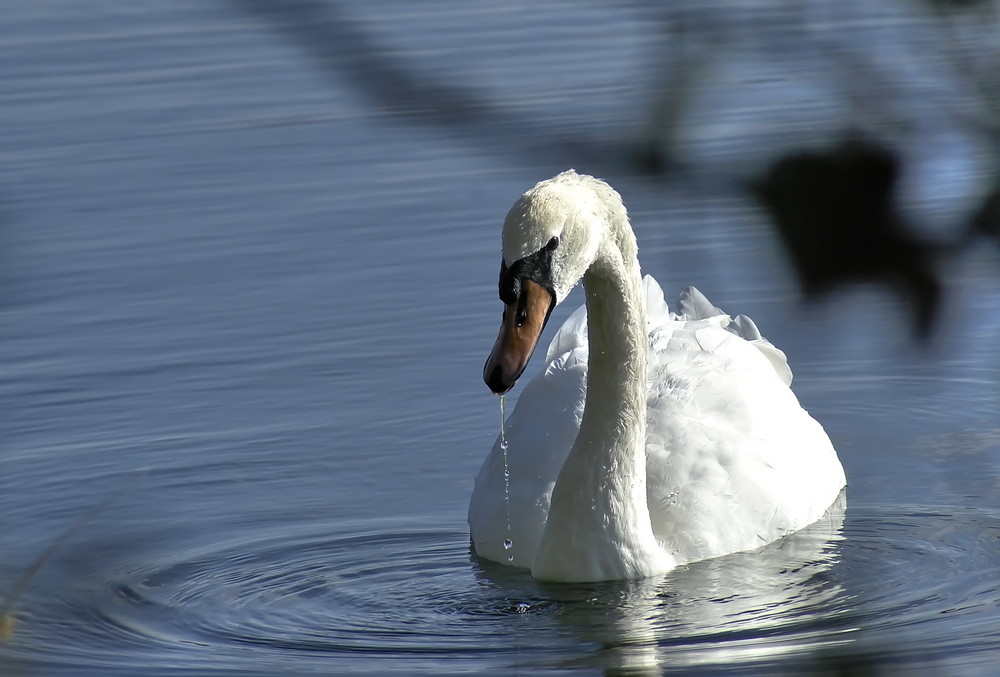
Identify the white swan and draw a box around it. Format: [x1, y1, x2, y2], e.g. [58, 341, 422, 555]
[469, 170, 846, 582]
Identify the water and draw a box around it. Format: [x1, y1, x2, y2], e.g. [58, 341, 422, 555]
[500, 394, 513, 562]
[2, 1, 1000, 675]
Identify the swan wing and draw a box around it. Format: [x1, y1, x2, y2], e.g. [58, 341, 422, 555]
[644, 285, 844, 563]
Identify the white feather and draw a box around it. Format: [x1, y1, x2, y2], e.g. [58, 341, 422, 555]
[470, 171, 845, 581]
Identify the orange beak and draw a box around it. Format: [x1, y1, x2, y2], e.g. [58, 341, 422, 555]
[483, 279, 554, 395]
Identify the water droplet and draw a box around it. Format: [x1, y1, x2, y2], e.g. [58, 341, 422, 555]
[499, 395, 513, 565]
[499, 394, 509, 452]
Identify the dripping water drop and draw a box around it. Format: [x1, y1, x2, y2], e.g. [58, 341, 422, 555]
[499, 395, 508, 453]
[500, 394, 513, 563]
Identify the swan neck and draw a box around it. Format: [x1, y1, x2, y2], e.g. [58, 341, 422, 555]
[581, 259, 647, 443]
[532, 226, 663, 581]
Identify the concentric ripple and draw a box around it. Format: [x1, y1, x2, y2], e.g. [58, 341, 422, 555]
[4, 519, 508, 676]
[3, 503, 1000, 675]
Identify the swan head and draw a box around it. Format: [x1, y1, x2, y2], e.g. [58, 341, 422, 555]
[484, 170, 619, 394]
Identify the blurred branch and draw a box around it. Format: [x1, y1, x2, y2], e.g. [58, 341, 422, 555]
[925, 0, 1000, 135]
[0, 471, 147, 640]
[235, 0, 998, 338]
[231, 0, 619, 171]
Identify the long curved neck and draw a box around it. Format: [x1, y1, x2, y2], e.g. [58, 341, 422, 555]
[578, 254, 647, 486]
[532, 230, 666, 581]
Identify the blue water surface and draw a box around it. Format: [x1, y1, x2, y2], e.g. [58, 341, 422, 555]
[2, 1, 999, 674]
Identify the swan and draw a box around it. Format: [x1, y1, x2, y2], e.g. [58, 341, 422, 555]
[469, 170, 846, 582]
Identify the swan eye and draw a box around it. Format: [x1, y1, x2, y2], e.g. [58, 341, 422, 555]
[546, 236, 559, 251]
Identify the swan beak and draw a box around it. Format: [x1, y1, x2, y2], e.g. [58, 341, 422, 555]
[484, 279, 554, 395]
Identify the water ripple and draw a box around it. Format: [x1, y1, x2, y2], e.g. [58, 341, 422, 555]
[4, 502, 1000, 675]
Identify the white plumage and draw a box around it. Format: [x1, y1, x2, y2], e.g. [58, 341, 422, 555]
[470, 171, 845, 581]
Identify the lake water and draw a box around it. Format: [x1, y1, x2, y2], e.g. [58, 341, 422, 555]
[2, 1, 999, 674]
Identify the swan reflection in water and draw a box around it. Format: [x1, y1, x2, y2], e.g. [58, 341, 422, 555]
[472, 493, 849, 674]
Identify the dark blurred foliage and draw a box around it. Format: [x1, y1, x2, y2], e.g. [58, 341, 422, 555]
[752, 139, 941, 337]
[971, 180, 1000, 243]
[231, 0, 1000, 341]
[648, 0, 1000, 341]
[630, 0, 1000, 340]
